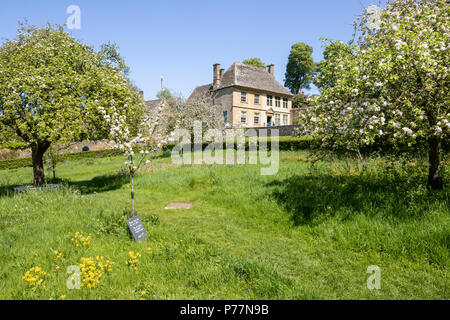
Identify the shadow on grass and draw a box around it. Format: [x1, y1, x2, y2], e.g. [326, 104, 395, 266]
[267, 170, 449, 226]
[65, 173, 130, 195]
[0, 185, 15, 198]
[0, 173, 130, 198]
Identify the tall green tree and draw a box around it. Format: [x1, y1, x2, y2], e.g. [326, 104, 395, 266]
[242, 58, 266, 69]
[0, 23, 143, 186]
[284, 43, 315, 94]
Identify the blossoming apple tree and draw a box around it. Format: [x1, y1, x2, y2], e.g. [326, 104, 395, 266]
[300, 0, 449, 190]
[177, 92, 224, 136]
[98, 103, 163, 217]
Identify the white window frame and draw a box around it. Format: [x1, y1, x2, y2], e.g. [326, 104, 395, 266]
[254, 94, 260, 104]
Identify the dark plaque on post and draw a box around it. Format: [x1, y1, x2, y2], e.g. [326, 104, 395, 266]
[127, 216, 147, 242]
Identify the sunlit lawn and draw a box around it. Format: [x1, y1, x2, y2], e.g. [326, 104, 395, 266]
[0, 151, 448, 299]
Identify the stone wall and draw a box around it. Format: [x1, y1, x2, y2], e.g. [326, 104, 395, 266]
[0, 140, 116, 160]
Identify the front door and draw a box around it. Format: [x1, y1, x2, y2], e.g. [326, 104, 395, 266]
[267, 116, 272, 127]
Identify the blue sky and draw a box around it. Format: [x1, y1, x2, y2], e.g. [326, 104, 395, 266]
[1, 0, 386, 100]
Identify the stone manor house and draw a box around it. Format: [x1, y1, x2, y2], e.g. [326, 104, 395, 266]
[189, 62, 294, 128]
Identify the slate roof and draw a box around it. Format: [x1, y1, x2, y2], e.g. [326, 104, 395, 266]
[189, 62, 293, 100]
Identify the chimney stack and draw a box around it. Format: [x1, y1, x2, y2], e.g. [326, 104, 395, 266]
[213, 63, 221, 86]
[139, 90, 144, 100]
[267, 64, 274, 75]
[219, 68, 224, 80]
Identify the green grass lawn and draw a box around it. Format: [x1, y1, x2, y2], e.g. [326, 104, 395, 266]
[0, 151, 448, 300]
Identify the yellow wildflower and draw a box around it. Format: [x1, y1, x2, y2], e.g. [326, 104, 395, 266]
[79, 256, 114, 288]
[53, 250, 63, 260]
[126, 251, 141, 271]
[22, 266, 47, 291]
[71, 232, 92, 247]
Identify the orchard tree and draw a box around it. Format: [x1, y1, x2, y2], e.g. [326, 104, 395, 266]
[299, 0, 449, 190]
[154, 88, 183, 135]
[242, 58, 266, 69]
[99, 104, 163, 217]
[314, 40, 354, 89]
[284, 42, 316, 94]
[0, 23, 143, 186]
[179, 92, 223, 136]
[0, 124, 17, 144]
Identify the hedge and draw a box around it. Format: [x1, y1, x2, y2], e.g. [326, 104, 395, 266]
[162, 135, 449, 156]
[161, 136, 315, 153]
[0, 157, 32, 171]
[0, 148, 124, 171]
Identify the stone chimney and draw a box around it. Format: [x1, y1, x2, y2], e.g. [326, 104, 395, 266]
[220, 68, 224, 80]
[213, 63, 221, 86]
[139, 90, 144, 100]
[267, 64, 274, 75]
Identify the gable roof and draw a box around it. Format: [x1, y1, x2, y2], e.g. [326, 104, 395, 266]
[217, 62, 293, 96]
[188, 84, 213, 101]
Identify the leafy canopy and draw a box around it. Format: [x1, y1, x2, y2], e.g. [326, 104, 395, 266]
[300, 0, 449, 150]
[242, 58, 266, 69]
[292, 92, 312, 109]
[0, 22, 143, 148]
[314, 40, 354, 90]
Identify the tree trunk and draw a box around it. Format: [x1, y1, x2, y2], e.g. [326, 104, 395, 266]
[428, 137, 443, 190]
[31, 142, 50, 187]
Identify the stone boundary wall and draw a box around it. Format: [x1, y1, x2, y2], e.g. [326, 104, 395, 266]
[0, 140, 115, 160]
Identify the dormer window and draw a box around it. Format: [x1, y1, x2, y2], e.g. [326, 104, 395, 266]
[241, 91, 247, 102]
